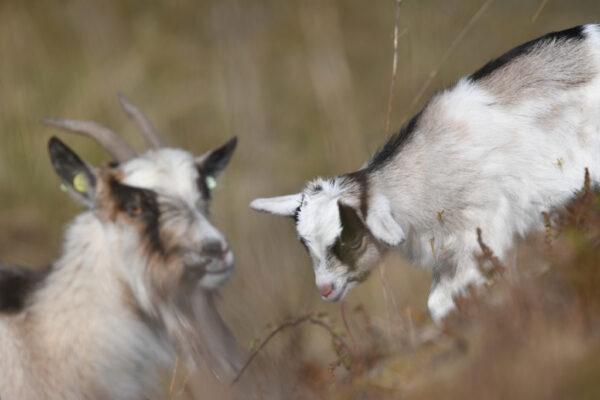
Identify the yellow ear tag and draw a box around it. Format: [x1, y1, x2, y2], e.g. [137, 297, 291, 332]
[206, 175, 217, 190]
[73, 172, 89, 193]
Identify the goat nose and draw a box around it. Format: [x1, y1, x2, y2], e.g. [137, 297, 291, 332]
[317, 283, 334, 297]
[202, 241, 227, 258]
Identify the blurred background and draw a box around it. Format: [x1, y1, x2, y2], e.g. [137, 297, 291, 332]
[1, 0, 599, 398]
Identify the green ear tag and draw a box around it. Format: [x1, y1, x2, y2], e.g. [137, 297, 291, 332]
[73, 172, 89, 193]
[60, 183, 69, 192]
[206, 175, 217, 190]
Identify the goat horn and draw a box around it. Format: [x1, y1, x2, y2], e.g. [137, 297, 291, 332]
[41, 118, 137, 162]
[118, 93, 166, 150]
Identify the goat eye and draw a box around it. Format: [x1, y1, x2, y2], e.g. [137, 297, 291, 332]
[347, 236, 363, 250]
[123, 199, 143, 217]
[129, 206, 143, 217]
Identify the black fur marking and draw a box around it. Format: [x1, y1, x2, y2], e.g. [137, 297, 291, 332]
[347, 270, 371, 284]
[332, 202, 368, 269]
[196, 166, 212, 200]
[293, 204, 301, 224]
[293, 198, 311, 253]
[48, 137, 97, 200]
[196, 137, 238, 200]
[307, 182, 323, 195]
[345, 171, 370, 219]
[201, 136, 238, 179]
[298, 236, 310, 253]
[470, 25, 585, 82]
[366, 111, 422, 172]
[109, 179, 164, 255]
[0, 264, 51, 314]
[292, 194, 305, 225]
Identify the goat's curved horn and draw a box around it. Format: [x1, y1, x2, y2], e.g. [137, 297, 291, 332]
[41, 118, 137, 162]
[118, 93, 166, 150]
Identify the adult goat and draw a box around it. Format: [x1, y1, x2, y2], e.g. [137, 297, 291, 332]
[0, 94, 240, 399]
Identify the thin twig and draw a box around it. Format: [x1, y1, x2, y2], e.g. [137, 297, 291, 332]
[378, 265, 394, 340]
[476, 228, 506, 277]
[354, 304, 375, 338]
[385, 0, 405, 136]
[381, 0, 407, 343]
[405, 306, 416, 349]
[407, 0, 494, 116]
[307, 318, 353, 356]
[168, 357, 179, 396]
[531, 0, 550, 23]
[232, 314, 353, 384]
[174, 370, 192, 399]
[340, 302, 359, 352]
[328, 356, 345, 382]
[578, 168, 591, 200]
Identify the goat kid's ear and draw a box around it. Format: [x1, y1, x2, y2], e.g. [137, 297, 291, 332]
[365, 195, 405, 246]
[48, 136, 97, 208]
[250, 194, 302, 217]
[196, 136, 238, 179]
[338, 202, 365, 241]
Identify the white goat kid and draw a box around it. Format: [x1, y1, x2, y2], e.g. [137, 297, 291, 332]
[251, 25, 600, 323]
[0, 95, 240, 400]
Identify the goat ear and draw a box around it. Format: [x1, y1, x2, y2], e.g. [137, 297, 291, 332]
[48, 136, 97, 208]
[365, 195, 405, 246]
[338, 202, 366, 242]
[196, 136, 237, 179]
[250, 194, 302, 217]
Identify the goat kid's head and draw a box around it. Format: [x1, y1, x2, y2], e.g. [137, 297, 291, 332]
[44, 95, 238, 295]
[250, 177, 404, 302]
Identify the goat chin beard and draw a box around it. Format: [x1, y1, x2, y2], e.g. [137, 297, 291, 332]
[181, 250, 235, 290]
[200, 262, 235, 290]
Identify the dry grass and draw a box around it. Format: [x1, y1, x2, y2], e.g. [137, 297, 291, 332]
[282, 177, 600, 400]
[229, 179, 600, 400]
[1, 0, 600, 398]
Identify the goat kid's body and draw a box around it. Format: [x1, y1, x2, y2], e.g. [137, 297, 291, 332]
[376, 24, 600, 319]
[252, 25, 600, 321]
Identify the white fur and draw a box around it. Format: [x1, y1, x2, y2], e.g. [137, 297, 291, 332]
[0, 146, 240, 399]
[249, 193, 302, 216]
[252, 25, 600, 322]
[365, 194, 405, 246]
[123, 149, 200, 206]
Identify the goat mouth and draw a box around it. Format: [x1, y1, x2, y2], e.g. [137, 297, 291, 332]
[195, 255, 235, 290]
[204, 251, 235, 273]
[204, 263, 235, 275]
[321, 283, 348, 302]
[186, 260, 234, 276]
[184, 250, 234, 276]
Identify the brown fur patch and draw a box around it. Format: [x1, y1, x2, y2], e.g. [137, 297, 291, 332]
[477, 39, 596, 105]
[96, 169, 125, 221]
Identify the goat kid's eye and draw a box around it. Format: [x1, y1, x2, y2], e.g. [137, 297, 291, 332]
[345, 236, 364, 250]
